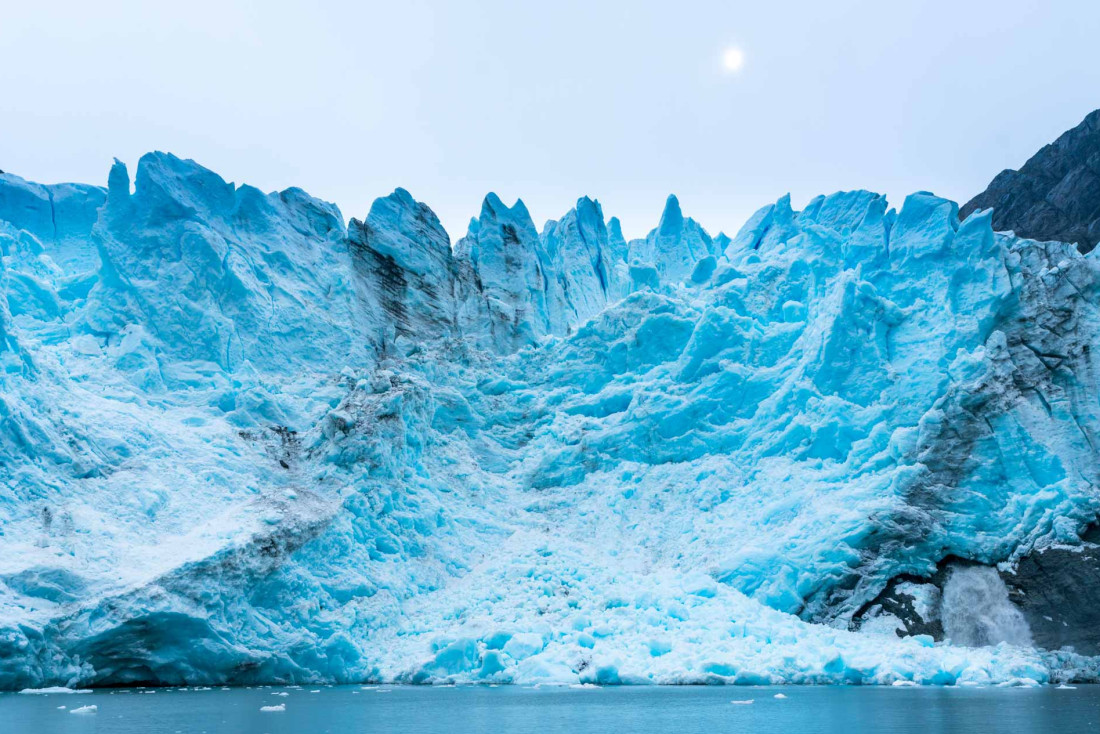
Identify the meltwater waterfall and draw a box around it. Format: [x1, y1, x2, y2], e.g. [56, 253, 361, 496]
[941, 566, 1033, 648]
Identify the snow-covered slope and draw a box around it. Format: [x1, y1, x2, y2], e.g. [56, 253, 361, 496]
[1, 154, 1098, 689]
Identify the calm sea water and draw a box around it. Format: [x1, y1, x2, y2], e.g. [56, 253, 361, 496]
[3, 684, 1099, 734]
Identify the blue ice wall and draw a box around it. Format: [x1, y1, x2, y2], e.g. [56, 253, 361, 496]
[1, 157, 1098, 689]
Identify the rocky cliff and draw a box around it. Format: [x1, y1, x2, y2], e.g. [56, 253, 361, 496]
[962, 109, 1100, 253]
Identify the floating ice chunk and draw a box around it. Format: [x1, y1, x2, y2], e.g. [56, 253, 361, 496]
[20, 687, 93, 694]
[774, 693, 787, 699]
[730, 699, 754, 705]
[1057, 684, 1077, 690]
[995, 678, 1041, 688]
[259, 704, 285, 712]
[69, 705, 97, 714]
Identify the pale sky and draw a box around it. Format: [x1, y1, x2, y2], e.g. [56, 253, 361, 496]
[2, 0, 1098, 241]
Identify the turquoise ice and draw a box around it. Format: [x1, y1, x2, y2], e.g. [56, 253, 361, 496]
[0, 154, 1097, 688]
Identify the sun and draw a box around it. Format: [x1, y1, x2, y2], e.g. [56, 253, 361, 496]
[722, 46, 745, 74]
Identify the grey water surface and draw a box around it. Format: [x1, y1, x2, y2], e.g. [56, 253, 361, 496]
[3, 684, 1099, 734]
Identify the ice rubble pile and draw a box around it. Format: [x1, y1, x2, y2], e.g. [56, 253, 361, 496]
[0, 153, 1098, 689]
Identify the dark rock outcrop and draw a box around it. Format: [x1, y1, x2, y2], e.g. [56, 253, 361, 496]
[961, 109, 1100, 253]
[855, 527, 1100, 656]
[1002, 525, 1100, 656]
[852, 558, 974, 641]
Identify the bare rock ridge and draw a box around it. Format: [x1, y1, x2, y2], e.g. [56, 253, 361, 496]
[962, 109, 1100, 253]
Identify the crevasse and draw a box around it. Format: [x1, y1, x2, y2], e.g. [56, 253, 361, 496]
[0, 153, 1098, 689]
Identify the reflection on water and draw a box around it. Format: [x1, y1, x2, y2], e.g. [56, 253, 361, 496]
[2, 684, 1099, 734]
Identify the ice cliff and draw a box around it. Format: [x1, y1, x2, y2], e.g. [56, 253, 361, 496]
[1, 152, 1099, 689]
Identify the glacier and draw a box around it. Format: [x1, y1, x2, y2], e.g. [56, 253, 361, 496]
[1, 153, 1099, 689]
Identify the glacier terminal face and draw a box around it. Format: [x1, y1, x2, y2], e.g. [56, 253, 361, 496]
[1, 153, 1099, 689]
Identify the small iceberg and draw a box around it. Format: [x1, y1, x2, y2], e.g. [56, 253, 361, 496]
[996, 678, 1041, 688]
[20, 687, 93, 695]
[69, 705, 97, 715]
[730, 699, 754, 705]
[774, 693, 788, 699]
[260, 704, 286, 712]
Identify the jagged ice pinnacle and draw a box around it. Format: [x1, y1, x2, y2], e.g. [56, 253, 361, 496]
[0, 153, 1098, 689]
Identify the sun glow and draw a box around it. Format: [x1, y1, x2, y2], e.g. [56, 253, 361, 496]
[722, 46, 745, 74]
